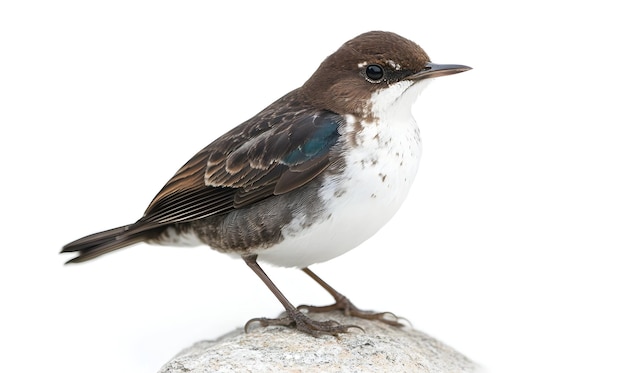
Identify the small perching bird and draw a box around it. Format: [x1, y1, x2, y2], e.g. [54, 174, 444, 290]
[62, 31, 470, 336]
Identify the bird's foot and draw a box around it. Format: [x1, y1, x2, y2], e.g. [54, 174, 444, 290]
[297, 295, 407, 327]
[245, 308, 363, 337]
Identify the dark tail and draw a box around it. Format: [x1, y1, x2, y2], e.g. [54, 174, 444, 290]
[61, 224, 161, 264]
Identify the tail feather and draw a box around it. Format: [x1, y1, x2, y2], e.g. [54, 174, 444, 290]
[62, 226, 132, 252]
[61, 224, 161, 264]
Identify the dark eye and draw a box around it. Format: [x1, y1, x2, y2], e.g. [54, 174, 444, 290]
[365, 64, 384, 82]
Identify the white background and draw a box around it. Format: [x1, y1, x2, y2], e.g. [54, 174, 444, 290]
[1, 1, 625, 372]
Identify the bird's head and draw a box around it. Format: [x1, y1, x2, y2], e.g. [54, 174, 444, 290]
[301, 31, 470, 119]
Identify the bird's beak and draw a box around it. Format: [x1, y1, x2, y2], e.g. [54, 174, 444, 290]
[406, 63, 471, 81]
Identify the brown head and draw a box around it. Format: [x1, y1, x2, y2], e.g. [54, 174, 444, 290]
[300, 31, 470, 116]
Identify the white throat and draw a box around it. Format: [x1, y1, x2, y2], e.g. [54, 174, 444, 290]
[370, 79, 430, 121]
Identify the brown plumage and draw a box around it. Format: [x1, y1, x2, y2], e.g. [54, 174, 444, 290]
[61, 94, 343, 261]
[61, 31, 470, 336]
[62, 31, 435, 264]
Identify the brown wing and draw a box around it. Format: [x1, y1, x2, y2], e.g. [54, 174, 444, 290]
[139, 94, 343, 226]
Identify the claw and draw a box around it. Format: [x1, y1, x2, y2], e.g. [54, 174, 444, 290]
[298, 298, 408, 327]
[244, 318, 258, 333]
[244, 309, 363, 337]
[244, 316, 293, 333]
[396, 315, 413, 328]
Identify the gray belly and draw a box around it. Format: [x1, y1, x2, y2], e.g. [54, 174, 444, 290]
[189, 180, 325, 255]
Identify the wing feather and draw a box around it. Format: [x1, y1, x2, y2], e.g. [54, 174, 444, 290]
[140, 92, 342, 226]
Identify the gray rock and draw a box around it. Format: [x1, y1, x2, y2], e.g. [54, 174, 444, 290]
[159, 311, 480, 373]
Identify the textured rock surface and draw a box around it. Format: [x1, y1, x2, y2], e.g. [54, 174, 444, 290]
[159, 311, 480, 373]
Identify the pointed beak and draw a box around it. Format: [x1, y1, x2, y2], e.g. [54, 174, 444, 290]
[406, 63, 471, 81]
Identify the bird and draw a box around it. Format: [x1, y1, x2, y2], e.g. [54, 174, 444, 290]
[62, 31, 471, 336]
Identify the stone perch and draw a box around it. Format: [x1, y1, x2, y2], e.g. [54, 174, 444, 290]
[159, 311, 480, 373]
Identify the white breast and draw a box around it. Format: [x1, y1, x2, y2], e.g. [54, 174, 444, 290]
[258, 80, 426, 268]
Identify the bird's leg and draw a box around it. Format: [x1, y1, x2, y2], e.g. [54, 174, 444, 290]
[297, 267, 405, 327]
[242, 255, 361, 336]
